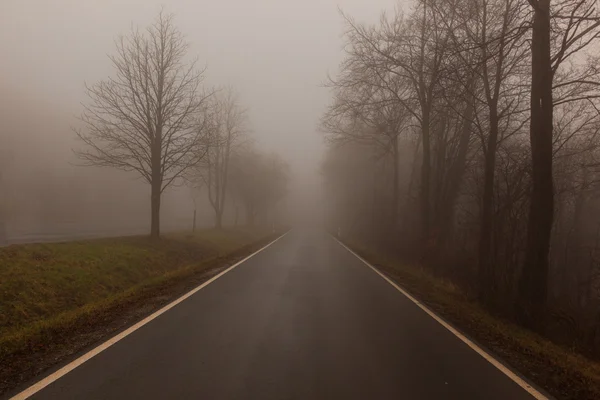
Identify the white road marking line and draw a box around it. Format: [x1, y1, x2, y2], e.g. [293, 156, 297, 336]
[334, 237, 549, 400]
[10, 233, 288, 400]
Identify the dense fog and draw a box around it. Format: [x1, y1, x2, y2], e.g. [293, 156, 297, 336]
[0, 0, 397, 242]
[5, 0, 598, 352]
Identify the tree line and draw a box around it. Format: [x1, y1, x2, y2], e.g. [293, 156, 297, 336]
[322, 0, 600, 354]
[75, 10, 289, 239]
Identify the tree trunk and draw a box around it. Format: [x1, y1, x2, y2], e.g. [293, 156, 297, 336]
[432, 110, 449, 226]
[402, 135, 422, 230]
[421, 109, 432, 242]
[418, 0, 432, 245]
[371, 168, 378, 236]
[517, 0, 554, 329]
[150, 178, 161, 239]
[391, 135, 400, 228]
[567, 174, 587, 306]
[215, 211, 223, 229]
[193, 209, 197, 233]
[150, 137, 162, 239]
[437, 84, 474, 250]
[479, 109, 500, 304]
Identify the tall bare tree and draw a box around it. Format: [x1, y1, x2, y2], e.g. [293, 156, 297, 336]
[518, 0, 600, 327]
[450, 0, 530, 303]
[322, 68, 409, 230]
[331, 3, 456, 239]
[202, 89, 247, 228]
[75, 10, 210, 239]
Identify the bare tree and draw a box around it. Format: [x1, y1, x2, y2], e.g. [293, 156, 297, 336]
[455, 0, 530, 304]
[518, 0, 600, 328]
[199, 89, 247, 229]
[75, 10, 210, 239]
[322, 68, 409, 230]
[189, 184, 203, 233]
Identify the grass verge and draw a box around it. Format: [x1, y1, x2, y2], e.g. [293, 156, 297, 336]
[343, 238, 600, 400]
[0, 227, 279, 396]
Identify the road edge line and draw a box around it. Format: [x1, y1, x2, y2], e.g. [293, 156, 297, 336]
[333, 236, 549, 400]
[10, 232, 289, 400]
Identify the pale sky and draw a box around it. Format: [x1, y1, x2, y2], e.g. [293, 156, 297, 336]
[1, 0, 402, 171]
[1, 0, 407, 234]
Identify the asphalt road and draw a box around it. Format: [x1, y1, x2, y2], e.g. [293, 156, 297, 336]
[24, 230, 536, 399]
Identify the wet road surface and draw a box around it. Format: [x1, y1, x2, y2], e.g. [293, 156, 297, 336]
[24, 230, 537, 400]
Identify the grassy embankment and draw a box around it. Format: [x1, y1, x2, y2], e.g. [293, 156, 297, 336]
[0, 228, 276, 394]
[343, 239, 600, 400]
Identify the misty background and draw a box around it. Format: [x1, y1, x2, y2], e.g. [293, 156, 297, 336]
[0, 0, 399, 242]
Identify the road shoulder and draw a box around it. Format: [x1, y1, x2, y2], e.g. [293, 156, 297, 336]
[339, 237, 600, 400]
[1, 231, 283, 398]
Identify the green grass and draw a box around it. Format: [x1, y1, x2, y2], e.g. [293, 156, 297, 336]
[346, 239, 600, 400]
[0, 228, 268, 344]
